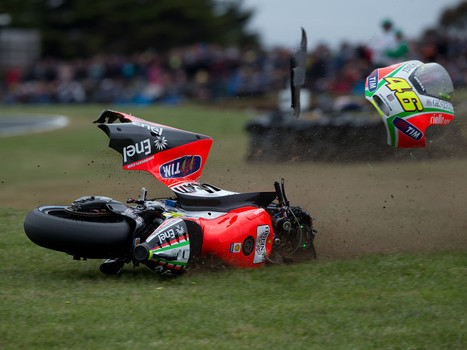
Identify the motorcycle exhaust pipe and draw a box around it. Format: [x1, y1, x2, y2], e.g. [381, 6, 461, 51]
[133, 243, 150, 262]
[133, 243, 179, 262]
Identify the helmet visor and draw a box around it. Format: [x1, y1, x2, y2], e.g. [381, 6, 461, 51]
[410, 63, 453, 101]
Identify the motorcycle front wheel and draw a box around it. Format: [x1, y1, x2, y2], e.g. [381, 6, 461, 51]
[24, 206, 133, 259]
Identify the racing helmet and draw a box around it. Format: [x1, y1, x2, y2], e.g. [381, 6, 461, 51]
[365, 60, 454, 148]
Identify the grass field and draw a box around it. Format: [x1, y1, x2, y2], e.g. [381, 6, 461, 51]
[0, 103, 466, 349]
[1, 209, 465, 349]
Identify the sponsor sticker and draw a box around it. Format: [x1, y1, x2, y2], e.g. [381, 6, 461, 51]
[160, 155, 201, 179]
[253, 225, 270, 264]
[146, 218, 186, 243]
[367, 70, 379, 93]
[154, 136, 168, 151]
[426, 98, 454, 112]
[392, 117, 423, 140]
[126, 155, 154, 169]
[430, 114, 451, 125]
[230, 243, 241, 253]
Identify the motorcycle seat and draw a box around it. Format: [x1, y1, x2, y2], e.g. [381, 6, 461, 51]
[175, 191, 277, 212]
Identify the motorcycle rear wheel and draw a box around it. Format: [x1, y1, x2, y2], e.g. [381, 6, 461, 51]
[24, 206, 133, 259]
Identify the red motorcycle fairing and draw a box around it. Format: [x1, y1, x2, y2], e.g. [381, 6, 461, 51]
[195, 206, 273, 268]
[134, 207, 273, 271]
[95, 110, 213, 188]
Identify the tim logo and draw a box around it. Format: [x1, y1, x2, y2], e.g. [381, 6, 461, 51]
[160, 155, 201, 179]
[392, 117, 423, 140]
[367, 70, 379, 93]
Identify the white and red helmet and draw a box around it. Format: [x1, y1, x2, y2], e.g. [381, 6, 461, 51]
[365, 60, 454, 148]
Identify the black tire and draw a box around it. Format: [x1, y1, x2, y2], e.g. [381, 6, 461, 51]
[24, 206, 133, 259]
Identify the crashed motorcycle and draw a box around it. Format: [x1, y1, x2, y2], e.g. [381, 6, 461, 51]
[24, 108, 316, 276]
[24, 29, 315, 277]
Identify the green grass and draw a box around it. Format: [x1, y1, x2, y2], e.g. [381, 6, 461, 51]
[1, 208, 465, 349]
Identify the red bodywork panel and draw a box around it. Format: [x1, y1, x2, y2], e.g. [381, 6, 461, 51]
[194, 207, 273, 268]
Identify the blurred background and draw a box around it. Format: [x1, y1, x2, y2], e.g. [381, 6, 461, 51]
[0, 0, 465, 107]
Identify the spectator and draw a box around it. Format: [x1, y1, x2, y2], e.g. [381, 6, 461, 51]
[370, 18, 397, 66]
[1, 30, 465, 105]
[386, 29, 409, 64]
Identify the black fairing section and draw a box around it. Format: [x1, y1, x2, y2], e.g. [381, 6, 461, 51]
[95, 110, 212, 167]
[175, 191, 277, 212]
[184, 219, 203, 259]
[95, 109, 131, 124]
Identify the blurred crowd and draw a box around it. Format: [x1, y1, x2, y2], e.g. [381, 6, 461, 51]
[1, 21, 466, 106]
